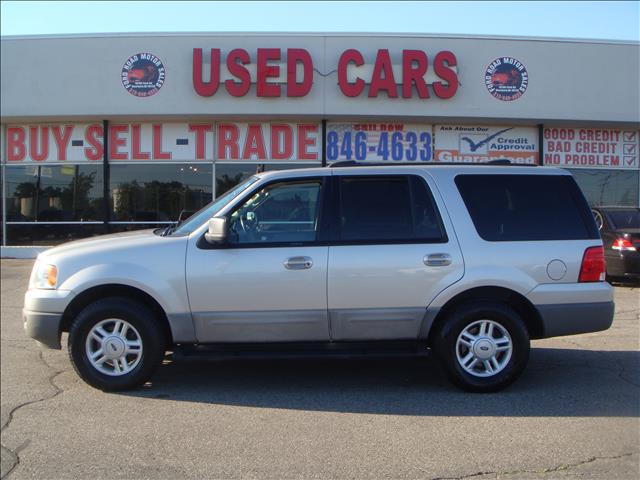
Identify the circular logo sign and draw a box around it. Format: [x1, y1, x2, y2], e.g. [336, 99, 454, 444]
[121, 53, 166, 97]
[485, 57, 528, 101]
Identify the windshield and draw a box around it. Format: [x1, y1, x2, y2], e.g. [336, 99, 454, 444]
[170, 176, 260, 235]
[608, 210, 640, 229]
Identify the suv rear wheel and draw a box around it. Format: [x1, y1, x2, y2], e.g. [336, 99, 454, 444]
[68, 297, 166, 391]
[433, 301, 530, 392]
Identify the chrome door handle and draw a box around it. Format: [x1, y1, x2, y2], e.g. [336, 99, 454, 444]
[424, 253, 452, 267]
[284, 256, 313, 270]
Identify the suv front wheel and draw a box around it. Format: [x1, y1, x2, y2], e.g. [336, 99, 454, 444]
[433, 302, 530, 392]
[68, 297, 166, 391]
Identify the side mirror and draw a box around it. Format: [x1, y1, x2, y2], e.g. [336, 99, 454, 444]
[204, 217, 228, 244]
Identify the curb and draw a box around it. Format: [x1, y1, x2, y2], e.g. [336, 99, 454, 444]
[1, 246, 52, 259]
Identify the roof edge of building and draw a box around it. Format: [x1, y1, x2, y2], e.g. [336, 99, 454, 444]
[1, 31, 638, 46]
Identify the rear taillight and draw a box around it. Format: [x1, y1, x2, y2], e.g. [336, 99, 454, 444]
[579, 246, 606, 282]
[612, 238, 637, 252]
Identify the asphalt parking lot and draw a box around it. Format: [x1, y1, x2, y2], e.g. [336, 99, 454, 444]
[1, 259, 638, 479]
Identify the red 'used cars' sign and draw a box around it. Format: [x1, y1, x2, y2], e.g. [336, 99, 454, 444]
[192, 48, 459, 99]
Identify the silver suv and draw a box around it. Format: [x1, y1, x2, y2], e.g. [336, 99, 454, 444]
[23, 164, 614, 392]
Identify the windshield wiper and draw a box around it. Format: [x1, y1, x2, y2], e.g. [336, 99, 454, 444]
[161, 224, 178, 236]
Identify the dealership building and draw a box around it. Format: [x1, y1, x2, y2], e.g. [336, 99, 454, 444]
[1, 32, 638, 251]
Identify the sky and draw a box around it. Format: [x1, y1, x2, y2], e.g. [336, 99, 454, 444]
[1, 1, 639, 41]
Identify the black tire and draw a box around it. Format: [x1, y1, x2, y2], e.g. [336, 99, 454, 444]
[68, 297, 166, 391]
[606, 274, 622, 285]
[433, 301, 530, 393]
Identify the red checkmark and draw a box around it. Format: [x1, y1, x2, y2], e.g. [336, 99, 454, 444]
[623, 143, 637, 154]
[623, 131, 638, 142]
[624, 156, 637, 167]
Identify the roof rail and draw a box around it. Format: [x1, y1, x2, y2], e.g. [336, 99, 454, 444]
[328, 159, 536, 167]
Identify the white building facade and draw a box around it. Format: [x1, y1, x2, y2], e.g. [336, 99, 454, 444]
[1, 33, 639, 246]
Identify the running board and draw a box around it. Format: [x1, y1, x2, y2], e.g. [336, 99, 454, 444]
[171, 341, 430, 360]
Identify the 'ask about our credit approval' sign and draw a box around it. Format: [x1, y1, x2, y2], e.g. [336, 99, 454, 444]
[433, 125, 539, 164]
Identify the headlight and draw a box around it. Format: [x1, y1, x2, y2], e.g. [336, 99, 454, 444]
[31, 262, 58, 289]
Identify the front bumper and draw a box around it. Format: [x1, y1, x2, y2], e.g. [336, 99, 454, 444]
[23, 310, 64, 349]
[23, 288, 74, 349]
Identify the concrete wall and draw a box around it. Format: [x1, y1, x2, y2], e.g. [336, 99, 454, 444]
[2, 33, 639, 124]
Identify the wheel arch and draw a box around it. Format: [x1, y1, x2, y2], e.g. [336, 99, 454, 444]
[426, 286, 544, 345]
[60, 284, 173, 345]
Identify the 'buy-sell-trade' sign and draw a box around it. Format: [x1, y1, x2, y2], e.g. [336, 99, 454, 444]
[4, 123, 320, 162]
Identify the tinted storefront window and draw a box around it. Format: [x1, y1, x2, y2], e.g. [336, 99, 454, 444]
[7, 224, 106, 246]
[107, 224, 170, 234]
[215, 163, 319, 196]
[3, 162, 321, 245]
[568, 169, 639, 208]
[6, 165, 104, 222]
[109, 164, 212, 222]
[0, 167, 4, 223]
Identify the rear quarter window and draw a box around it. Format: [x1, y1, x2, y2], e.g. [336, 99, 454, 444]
[455, 174, 599, 241]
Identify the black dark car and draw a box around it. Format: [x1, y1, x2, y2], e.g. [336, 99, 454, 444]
[592, 207, 640, 283]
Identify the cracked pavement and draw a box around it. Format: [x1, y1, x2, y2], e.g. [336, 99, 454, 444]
[1, 259, 639, 479]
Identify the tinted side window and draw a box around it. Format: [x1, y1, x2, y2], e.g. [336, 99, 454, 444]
[410, 176, 447, 240]
[338, 175, 446, 243]
[228, 180, 322, 245]
[455, 174, 599, 241]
